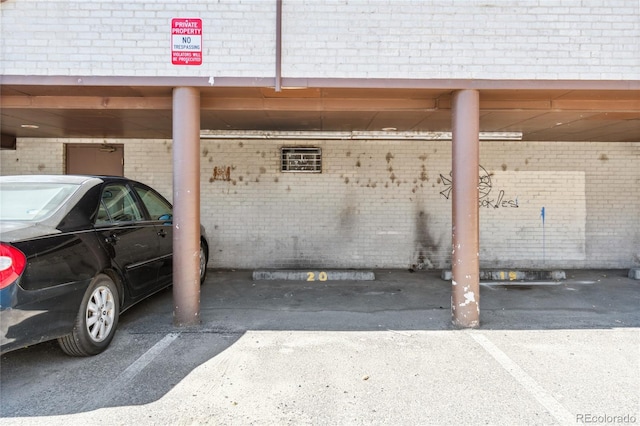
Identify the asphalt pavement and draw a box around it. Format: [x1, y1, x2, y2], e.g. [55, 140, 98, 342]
[1, 269, 639, 426]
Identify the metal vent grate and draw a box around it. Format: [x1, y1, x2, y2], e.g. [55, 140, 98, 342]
[281, 147, 322, 173]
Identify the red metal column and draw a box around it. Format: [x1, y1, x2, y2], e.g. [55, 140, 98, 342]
[451, 89, 480, 328]
[172, 87, 201, 326]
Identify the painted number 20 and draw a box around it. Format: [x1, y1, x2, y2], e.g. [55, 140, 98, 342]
[307, 272, 328, 282]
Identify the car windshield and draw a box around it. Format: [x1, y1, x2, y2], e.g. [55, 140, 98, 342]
[0, 182, 80, 221]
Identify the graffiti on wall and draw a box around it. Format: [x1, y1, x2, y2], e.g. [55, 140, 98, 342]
[210, 166, 231, 182]
[439, 166, 519, 209]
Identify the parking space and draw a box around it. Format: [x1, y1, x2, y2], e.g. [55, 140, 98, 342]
[1, 269, 638, 425]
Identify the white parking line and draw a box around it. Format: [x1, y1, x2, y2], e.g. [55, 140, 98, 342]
[81, 332, 180, 411]
[470, 332, 575, 425]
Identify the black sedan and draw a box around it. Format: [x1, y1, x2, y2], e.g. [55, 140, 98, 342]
[0, 175, 208, 356]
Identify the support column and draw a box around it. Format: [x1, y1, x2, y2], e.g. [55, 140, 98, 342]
[172, 87, 201, 326]
[451, 89, 480, 328]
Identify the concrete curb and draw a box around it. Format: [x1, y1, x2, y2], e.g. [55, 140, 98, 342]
[252, 270, 376, 281]
[441, 270, 566, 281]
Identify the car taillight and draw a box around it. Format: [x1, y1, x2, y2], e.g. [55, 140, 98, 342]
[0, 244, 26, 289]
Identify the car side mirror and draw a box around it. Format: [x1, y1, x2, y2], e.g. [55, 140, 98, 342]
[158, 213, 173, 224]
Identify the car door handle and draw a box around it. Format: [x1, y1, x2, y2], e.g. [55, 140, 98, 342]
[105, 233, 119, 244]
[158, 229, 167, 238]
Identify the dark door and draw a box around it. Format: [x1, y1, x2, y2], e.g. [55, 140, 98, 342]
[66, 144, 124, 176]
[94, 183, 161, 299]
[132, 183, 174, 287]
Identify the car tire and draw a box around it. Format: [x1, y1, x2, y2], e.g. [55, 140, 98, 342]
[199, 240, 208, 284]
[58, 274, 120, 356]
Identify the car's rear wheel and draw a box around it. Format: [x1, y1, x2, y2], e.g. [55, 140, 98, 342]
[199, 240, 208, 284]
[58, 274, 120, 356]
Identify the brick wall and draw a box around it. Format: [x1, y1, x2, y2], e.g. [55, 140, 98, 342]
[0, 0, 276, 77]
[3, 138, 638, 269]
[1, 0, 638, 80]
[0, 139, 64, 175]
[0, 138, 173, 199]
[282, 0, 640, 80]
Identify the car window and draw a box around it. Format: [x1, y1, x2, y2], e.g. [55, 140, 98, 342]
[96, 184, 144, 225]
[0, 182, 79, 221]
[134, 185, 172, 221]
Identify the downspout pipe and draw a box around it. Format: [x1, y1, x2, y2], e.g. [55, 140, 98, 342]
[275, 0, 282, 92]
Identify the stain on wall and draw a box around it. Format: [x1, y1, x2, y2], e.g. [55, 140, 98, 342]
[413, 210, 441, 270]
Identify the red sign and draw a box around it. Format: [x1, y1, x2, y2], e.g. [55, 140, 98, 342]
[171, 18, 202, 65]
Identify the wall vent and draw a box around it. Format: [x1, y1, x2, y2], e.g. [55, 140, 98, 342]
[281, 147, 322, 173]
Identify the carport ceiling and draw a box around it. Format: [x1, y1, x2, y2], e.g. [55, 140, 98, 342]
[1, 84, 639, 142]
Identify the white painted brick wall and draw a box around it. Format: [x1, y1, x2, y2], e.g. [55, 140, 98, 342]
[0, 139, 65, 175]
[3, 138, 638, 269]
[0, 138, 174, 200]
[124, 139, 173, 200]
[0, 0, 276, 77]
[1, 0, 638, 80]
[479, 141, 640, 268]
[478, 171, 586, 267]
